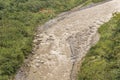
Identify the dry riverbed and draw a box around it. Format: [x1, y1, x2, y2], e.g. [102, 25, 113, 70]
[15, 0, 120, 80]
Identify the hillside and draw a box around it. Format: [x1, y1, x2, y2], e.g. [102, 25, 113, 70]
[0, 0, 105, 80]
[14, 0, 120, 80]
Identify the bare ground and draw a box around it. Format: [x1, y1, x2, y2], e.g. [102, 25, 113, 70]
[15, 0, 120, 80]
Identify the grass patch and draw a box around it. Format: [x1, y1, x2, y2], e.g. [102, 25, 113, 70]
[82, 0, 105, 6]
[78, 13, 120, 80]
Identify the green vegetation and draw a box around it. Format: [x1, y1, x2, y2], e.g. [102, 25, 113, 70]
[82, 0, 104, 6]
[78, 13, 120, 80]
[0, 0, 105, 80]
[92, 0, 104, 3]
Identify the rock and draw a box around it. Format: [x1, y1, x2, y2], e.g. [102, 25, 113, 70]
[35, 63, 40, 67]
[35, 56, 39, 59]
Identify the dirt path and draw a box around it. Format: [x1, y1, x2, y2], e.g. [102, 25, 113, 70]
[15, 0, 120, 80]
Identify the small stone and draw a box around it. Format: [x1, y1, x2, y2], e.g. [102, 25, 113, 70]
[33, 40, 37, 43]
[40, 61, 44, 64]
[36, 60, 41, 63]
[35, 63, 40, 67]
[36, 35, 40, 37]
[33, 40, 40, 45]
[36, 56, 39, 59]
[48, 58, 51, 61]
[33, 69, 37, 73]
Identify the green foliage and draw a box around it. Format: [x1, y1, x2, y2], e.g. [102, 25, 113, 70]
[92, 0, 104, 3]
[78, 13, 120, 80]
[82, 0, 105, 6]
